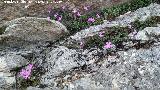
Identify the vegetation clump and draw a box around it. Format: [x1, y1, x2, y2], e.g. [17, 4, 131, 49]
[0, 26, 6, 35]
[131, 16, 160, 30]
[83, 26, 132, 49]
[49, 0, 156, 35]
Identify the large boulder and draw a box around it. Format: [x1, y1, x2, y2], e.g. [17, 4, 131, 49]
[0, 17, 68, 45]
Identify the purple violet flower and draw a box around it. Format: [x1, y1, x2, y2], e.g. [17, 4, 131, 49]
[87, 17, 95, 23]
[76, 12, 81, 16]
[72, 8, 78, 13]
[20, 64, 33, 79]
[104, 42, 113, 49]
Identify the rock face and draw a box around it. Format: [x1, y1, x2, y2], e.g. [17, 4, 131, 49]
[41, 46, 102, 86]
[1, 3, 160, 90]
[1, 17, 68, 42]
[52, 44, 160, 90]
[0, 17, 68, 89]
[0, 53, 28, 71]
[90, 45, 160, 90]
[133, 27, 160, 40]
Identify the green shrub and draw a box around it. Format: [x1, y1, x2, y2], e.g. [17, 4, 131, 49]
[49, 8, 104, 35]
[84, 26, 132, 49]
[84, 16, 160, 49]
[131, 16, 160, 30]
[0, 26, 6, 35]
[102, 0, 153, 20]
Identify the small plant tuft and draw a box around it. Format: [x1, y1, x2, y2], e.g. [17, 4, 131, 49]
[84, 26, 133, 49]
[0, 26, 6, 35]
[131, 16, 160, 30]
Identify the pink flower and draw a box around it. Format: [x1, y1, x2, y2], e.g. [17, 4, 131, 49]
[57, 15, 62, 21]
[96, 14, 100, 18]
[99, 31, 105, 37]
[28, 64, 33, 69]
[20, 64, 33, 79]
[20, 69, 30, 79]
[87, 17, 95, 23]
[76, 12, 81, 16]
[104, 42, 113, 49]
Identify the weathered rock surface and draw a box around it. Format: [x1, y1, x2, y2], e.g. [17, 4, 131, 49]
[27, 86, 53, 90]
[0, 16, 68, 89]
[133, 27, 160, 41]
[0, 2, 160, 90]
[0, 17, 68, 42]
[57, 44, 160, 90]
[41, 46, 102, 86]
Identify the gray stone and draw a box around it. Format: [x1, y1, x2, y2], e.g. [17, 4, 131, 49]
[27, 86, 54, 90]
[133, 27, 160, 41]
[0, 17, 68, 42]
[0, 53, 29, 71]
[41, 47, 103, 86]
[71, 76, 105, 90]
[50, 44, 160, 90]
[0, 72, 16, 89]
[41, 46, 86, 85]
[90, 45, 160, 90]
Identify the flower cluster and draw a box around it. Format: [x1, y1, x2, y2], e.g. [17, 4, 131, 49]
[47, 4, 103, 24]
[48, 5, 114, 50]
[19, 64, 33, 79]
[87, 17, 95, 23]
